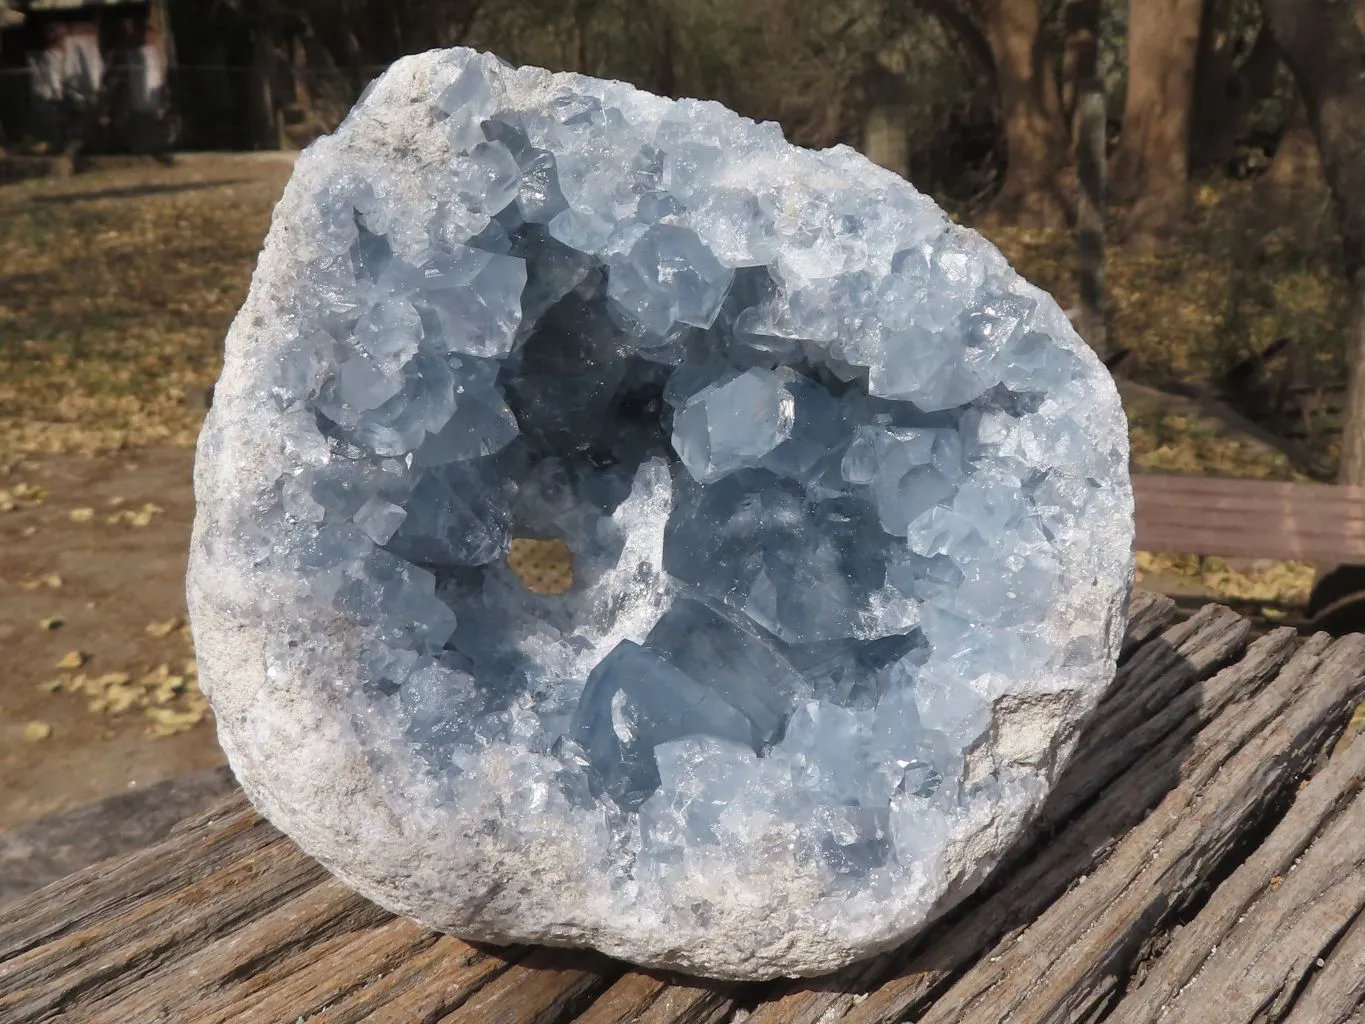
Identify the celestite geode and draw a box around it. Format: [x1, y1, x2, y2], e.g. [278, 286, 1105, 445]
[188, 48, 1134, 980]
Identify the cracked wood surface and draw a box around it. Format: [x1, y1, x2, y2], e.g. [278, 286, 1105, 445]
[2, 590, 1364, 1024]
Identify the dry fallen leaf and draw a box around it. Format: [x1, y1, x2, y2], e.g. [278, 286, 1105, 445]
[131, 503, 162, 527]
[145, 616, 184, 638]
[36, 678, 64, 693]
[68, 507, 95, 523]
[13, 482, 44, 501]
[149, 675, 186, 704]
[38, 616, 64, 630]
[145, 705, 205, 737]
[23, 721, 53, 742]
[20, 572, 63, 591]
[56, 650, 88, 670]
[107, 502, 164, 527]
[0, 483, 45, 511]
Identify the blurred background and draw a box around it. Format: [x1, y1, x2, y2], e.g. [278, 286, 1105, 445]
[0, 0, 1362, 865]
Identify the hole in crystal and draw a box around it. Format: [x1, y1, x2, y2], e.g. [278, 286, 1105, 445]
[507, 537, 574, 594]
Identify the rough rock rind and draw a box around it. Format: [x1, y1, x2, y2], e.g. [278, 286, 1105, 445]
[189, 47, 1134, 980]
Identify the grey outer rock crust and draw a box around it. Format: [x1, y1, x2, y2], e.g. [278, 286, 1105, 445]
[189, 48, 1134, 980]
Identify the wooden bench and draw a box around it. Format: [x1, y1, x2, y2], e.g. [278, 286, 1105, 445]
[1133, 473, 1365, 564]
[1133, 472, 1365, 630]
[3, 591, 1364, 1024]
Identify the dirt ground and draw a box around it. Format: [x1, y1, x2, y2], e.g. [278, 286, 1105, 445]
[0, 156, 299, 833]
[0, 447, 221, 831]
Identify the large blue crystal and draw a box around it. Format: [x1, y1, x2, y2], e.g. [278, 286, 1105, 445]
[190, 48, 1134, 980]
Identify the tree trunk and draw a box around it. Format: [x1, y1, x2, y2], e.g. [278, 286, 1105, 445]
[972, 0, 1070, 227]
[1190, 9, 1281, 173]
[1112, 0, 1202, 231]
[1188, 0, 1237, 172]
[1067, 0, 1107, 356]
[863, 57, 909, 179]
[249, 27, 280, 151]
[652, 3, 677, 98]
[864, 104, 910, 179]
[289, 33, 311, 117]
[1258, 0, 1365, 485]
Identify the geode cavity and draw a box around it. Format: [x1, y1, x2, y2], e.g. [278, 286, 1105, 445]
[188, 48, 1134, 980]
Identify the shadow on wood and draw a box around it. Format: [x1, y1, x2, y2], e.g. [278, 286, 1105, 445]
[0, 765, 237, 911]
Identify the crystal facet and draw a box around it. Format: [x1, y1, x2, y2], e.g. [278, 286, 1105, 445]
[189, 48, 1134, 981]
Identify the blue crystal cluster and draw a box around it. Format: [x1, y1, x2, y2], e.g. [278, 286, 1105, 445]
[208, 49, 1132, 974]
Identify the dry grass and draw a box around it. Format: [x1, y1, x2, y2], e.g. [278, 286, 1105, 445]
[0, 157, 293, 456]
[990, 180, 1348, 389]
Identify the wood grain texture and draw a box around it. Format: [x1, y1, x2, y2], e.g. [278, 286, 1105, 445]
[1113, 728, 1365, 1023]
[2, 594, 1363, 1024]
[1119, 587, 1178, 653]
[907, 632, 1365, 1024]
[439, 948, 621, 1024]
[574, 970, 736, 1024]
[1283, 901, 1365, 1024]
[0, 765, 237, 910]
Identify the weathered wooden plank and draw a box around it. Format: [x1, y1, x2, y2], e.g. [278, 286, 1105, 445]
[1038, 603, 1255, 830]
[1134, 525, 1365, 563]
[1133, 474, 1365, 507]
[1118, 588, 1178, 661]
[1115, 731, 1365, 1023]
[573, 970, 738, 1024]
[0, 835, 327, 1021]
[10, 593, 1355, 1024]
[439, 947, 622, 1024]
[1283, 901, 1365, 1024]
[322, 938, 523, 1024]
[1136, 516, 1365, 547]
[1136, 506, 1365, 534]
[573, 972, 671, 1024]
[0, 765, 238, 910]
[740, 609, 1276, 1024]
[207, 917, 454, 1024]
[1110, 727, 1365, 1021]
[167, 786, 251, 836]
[69, 878, 389, 1023]
[0, 801, 276, 961]
[902, 633, 1365, 1024]
[629, 984, 738, 1024]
